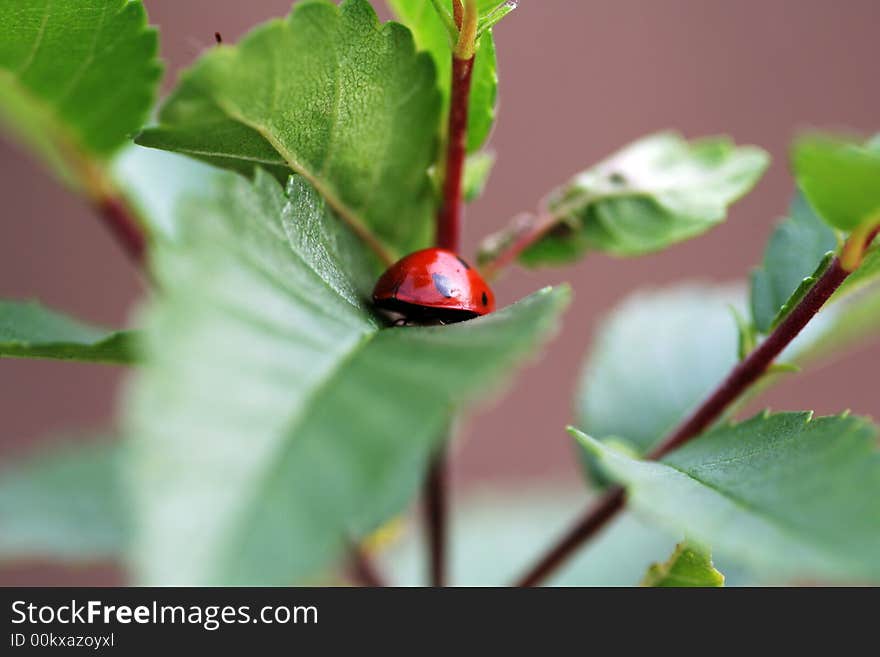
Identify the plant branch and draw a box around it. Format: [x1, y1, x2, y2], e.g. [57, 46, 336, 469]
[435, 55, 475, 251]
[480, 211, 559, 281]
[424, 452, 449, 586]
[348, 545, 388, 587]
[93, 192, 147, 265]
[514, 236, 873, 587]
[423, 1, 480, 588]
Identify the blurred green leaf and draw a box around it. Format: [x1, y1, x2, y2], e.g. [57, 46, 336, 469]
[750, 193, 838, 333]
[0, 300, 135, 363]
[125, 169, 568, 585]
[0, 441, 127, 563]
[793, 134, 880, 232]
[0, 0, 161, 189]
[641, 541, 724, 587]
[463, 150, 495, 201]
[138, 0, 440, 256]
[480, 132, 769, 267]
[389, 0, 502, 153]
[575, 412, 880, 583]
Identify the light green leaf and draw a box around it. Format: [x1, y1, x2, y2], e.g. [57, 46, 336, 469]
[0, 0, 161, 188]
[480, 132, 769, 267]
[125, 169, 569, 585]
[0, 300, 135, 363]
[463, 150, 495, 201]
[750, 193, 838, 333]
[575, 412, 880, 583]
[389, 0, 501, 153]
[0, 441, 127, 563]
[793, 134, 880, 232]
[641, 541, 724, 587]
[137, 0, 440, 256]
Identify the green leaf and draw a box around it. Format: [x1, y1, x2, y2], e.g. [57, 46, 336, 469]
[463, 150, 495, 201]
[0, 0, 161, 188]
[481, 132, 769, 267]
[137, 0, 440, 256]
[750, 193, 838, 333]
[793, 134, 880, 232]
[0, 300, 135, 363]
[641, 541, 724, 587]
[0, 440, 127, 563]
[575, 412, 880, 583]
[125, 169, 569, 585]
[389, 0, 501, 153]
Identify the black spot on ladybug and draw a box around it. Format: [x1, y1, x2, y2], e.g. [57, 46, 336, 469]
[214, 32, 223, 44]
[456, 256, 471, 270]
[481, 291, 488, 306]
[432, 273, 455, 298]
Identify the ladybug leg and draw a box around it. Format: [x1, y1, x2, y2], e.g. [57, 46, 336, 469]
[392, 317, 410, 327]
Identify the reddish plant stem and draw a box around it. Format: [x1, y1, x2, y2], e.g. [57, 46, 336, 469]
[424, 453, 449, 586]
[348, 545, 388, 587]
[514, 254, 853, 587]
[481, 212, 558, 280]
[94, 194, 147, 265]
[435, 55, 474, 252]
[423, 52, 476, 588]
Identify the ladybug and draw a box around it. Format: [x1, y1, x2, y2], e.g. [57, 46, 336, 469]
[372, 248, 495, 324]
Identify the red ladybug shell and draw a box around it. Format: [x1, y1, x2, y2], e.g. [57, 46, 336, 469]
[373, 248, 495, 322]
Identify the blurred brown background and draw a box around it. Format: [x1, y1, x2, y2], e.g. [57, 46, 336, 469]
[1, 0, 878, 584]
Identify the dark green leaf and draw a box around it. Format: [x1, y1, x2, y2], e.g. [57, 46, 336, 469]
[793, 134, 880, 232]
[125, 169, 569, 585]
[0, 0, 161, 187]
[137, 0, 440, 256]
[480, 132, 769, 267]
[0, 300, 135, 363]
[750, 193, 838, 333]
[575, 412, 880, 582]
[641, 541, 724, 587]
[0, 441, 127, 562]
